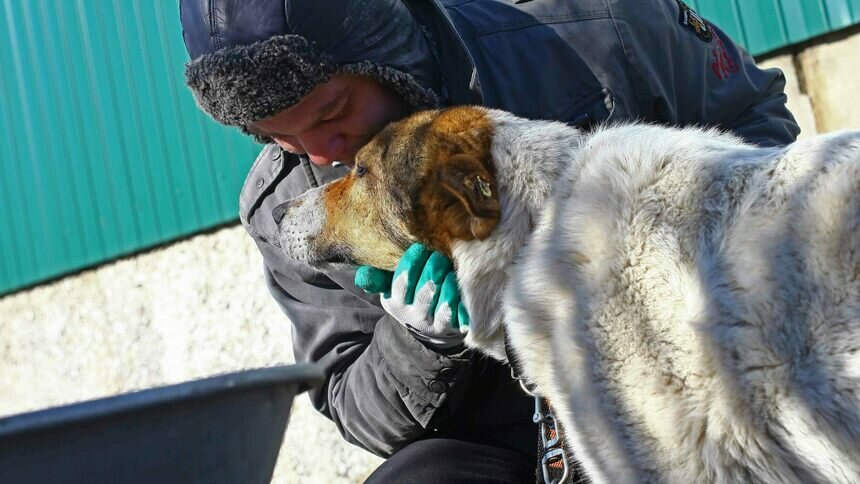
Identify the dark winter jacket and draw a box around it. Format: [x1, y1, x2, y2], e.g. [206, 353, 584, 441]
[227, 0, 799, 457]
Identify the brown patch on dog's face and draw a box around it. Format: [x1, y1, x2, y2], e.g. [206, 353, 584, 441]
[292, 106, 500, 270]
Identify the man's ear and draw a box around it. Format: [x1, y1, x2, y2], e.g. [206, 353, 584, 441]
[438, 154, 500, 240]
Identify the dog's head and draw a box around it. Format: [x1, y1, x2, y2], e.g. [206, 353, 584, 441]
[275, 106, 501, 270]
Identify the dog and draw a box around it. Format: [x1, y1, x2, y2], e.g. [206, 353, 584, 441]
[276, 106, 860, 483]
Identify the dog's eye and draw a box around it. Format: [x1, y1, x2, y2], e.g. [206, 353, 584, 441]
[355, 164, 368, 177]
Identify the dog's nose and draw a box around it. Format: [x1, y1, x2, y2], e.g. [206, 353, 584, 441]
[272, 202, 289, 224]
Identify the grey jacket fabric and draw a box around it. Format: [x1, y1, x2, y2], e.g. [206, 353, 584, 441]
[239, 0, 799, 458]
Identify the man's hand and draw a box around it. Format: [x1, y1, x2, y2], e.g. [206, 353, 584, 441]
[355, 243, 470, 348]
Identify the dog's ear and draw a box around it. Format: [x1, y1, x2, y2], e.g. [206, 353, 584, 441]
[438, 154, 500, 240]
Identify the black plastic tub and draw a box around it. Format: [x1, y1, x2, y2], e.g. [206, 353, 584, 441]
[0, 364, 324, 484]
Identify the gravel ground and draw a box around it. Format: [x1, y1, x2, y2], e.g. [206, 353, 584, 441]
[0, 225, 382, 483]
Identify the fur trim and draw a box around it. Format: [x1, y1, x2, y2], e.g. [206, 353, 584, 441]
[340, 61, 438, 112]
[185, 35, 332, 127]
[185, 35, 438, 133]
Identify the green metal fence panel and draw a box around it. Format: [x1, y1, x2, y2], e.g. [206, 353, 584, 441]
[824, 0, 856, 28]
[739, 1, 790, 55]
[696, 0, 860, 55]
[778, 0, 831, 44]
[0, 0, 262, 295]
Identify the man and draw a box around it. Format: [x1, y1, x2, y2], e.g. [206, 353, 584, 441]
[180, 0, 799, 481]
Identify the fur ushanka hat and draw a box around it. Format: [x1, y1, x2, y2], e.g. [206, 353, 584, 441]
[180, 0, 441, 137]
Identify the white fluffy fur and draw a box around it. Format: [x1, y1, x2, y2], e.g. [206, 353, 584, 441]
[454, 109, 860, 483]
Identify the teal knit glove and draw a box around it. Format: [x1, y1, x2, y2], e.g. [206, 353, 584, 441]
[355, 243, 470, 348]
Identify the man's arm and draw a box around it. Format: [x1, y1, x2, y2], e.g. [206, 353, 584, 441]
[612, 0, 800, 146]
[250, 207, 473, 457]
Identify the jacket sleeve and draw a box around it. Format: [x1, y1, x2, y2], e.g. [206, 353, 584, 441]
[252, 229, 474, 457]
[611, 0, 800, 146]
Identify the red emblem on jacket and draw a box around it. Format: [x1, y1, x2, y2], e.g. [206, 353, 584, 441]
[711, 35, 739, 80]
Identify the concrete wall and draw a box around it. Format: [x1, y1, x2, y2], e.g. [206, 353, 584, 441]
[1, 25, 858, 484]
[757, 54, 819, 139]
[795, 30, 860, 133]
[758, 25, 860, 137]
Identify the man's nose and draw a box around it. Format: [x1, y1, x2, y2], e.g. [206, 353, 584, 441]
[299, 130, 345, 164]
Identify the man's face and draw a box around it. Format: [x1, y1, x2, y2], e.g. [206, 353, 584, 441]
[247, 74, 413, 167]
